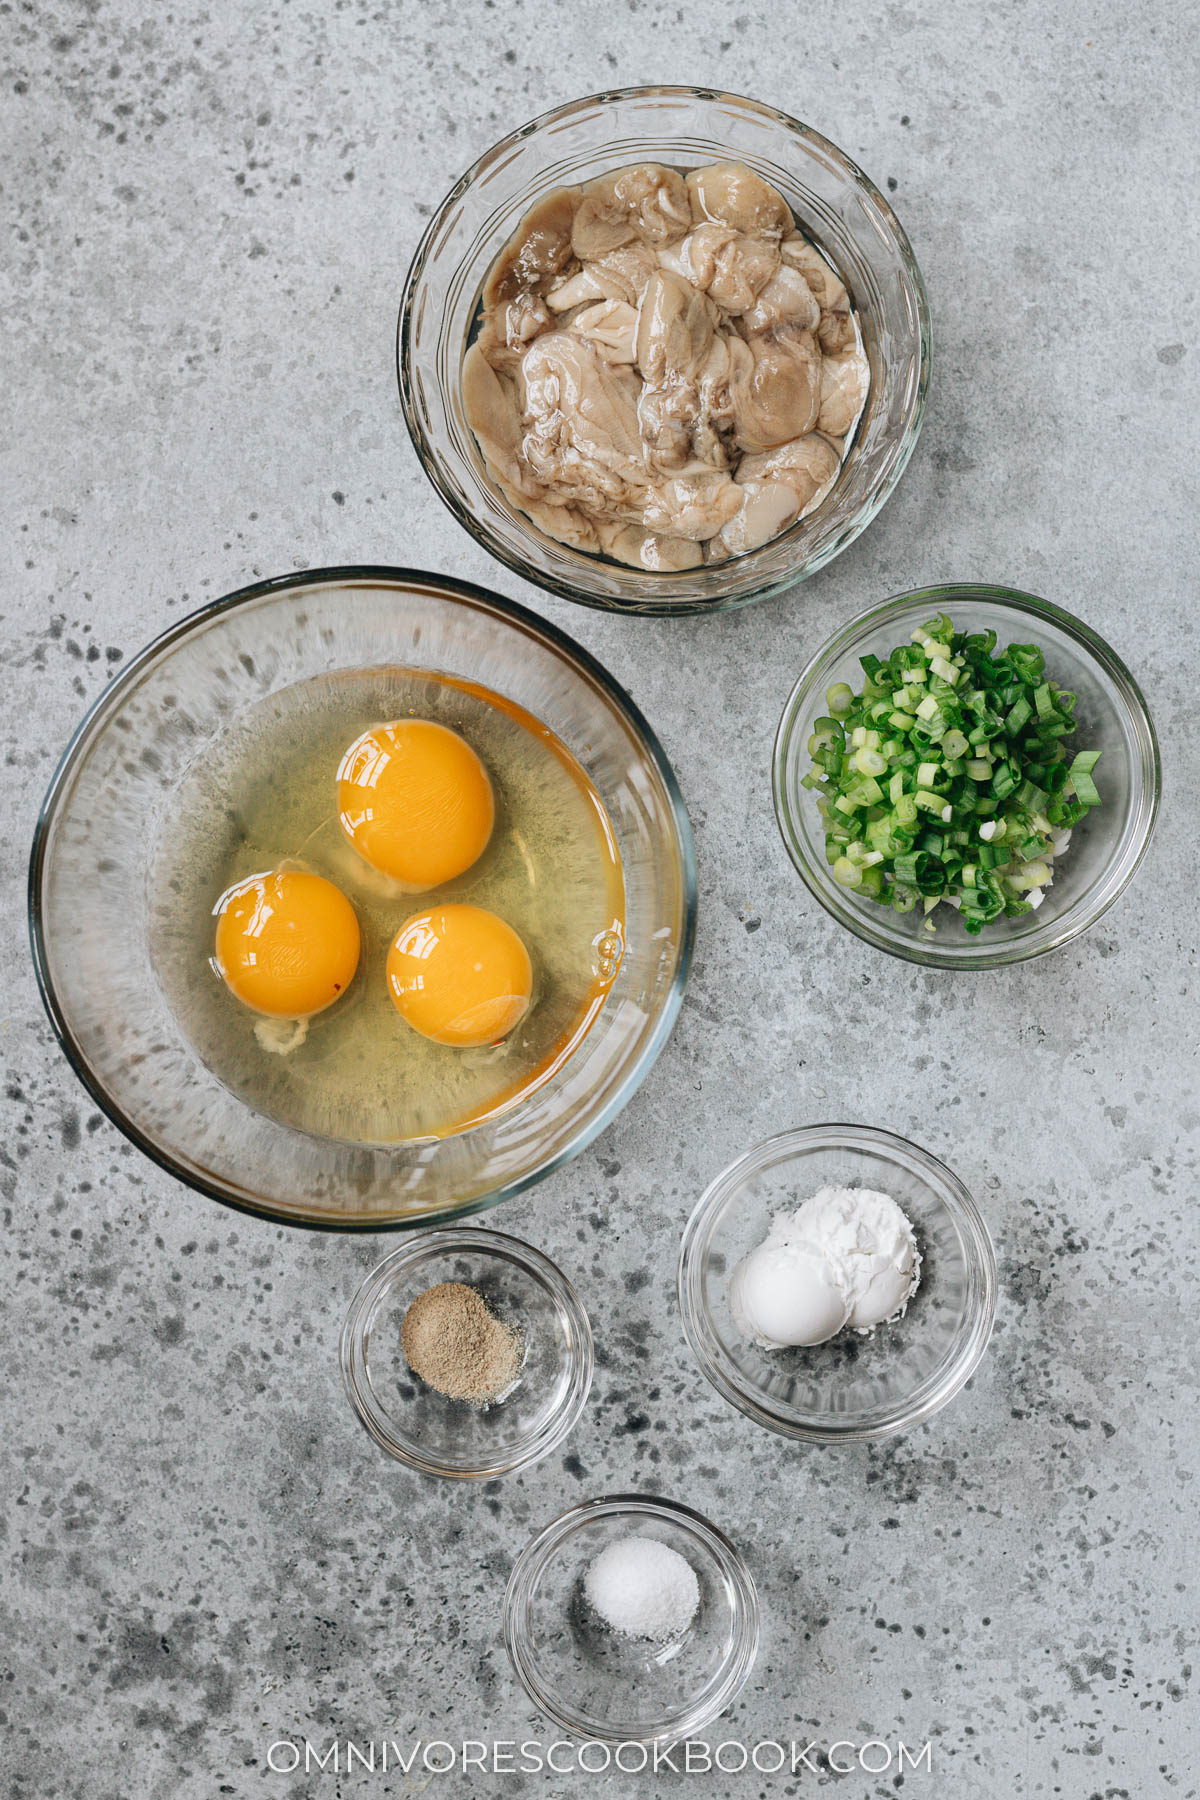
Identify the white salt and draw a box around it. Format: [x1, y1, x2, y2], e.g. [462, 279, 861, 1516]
[584, 1534, 700, 1642]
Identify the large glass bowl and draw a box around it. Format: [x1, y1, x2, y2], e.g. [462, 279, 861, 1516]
[504, 1495, 759, 1745]
[399, 86, 931, 615]
[28, 568, 696, 1229]
[774, 585, 1160, 968]
[677, 1125, 997, 1443]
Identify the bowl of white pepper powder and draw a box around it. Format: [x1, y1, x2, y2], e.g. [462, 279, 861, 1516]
[340, 1228, 593, 1479]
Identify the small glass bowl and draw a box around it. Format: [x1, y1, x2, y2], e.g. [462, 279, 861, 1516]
[774, 585, 1160, 968]
[677, 1125, 996, 1443]
[504, 1495, 759, 1744]
[339, 1228, 593, 1479]
[399, 86, 930, 615]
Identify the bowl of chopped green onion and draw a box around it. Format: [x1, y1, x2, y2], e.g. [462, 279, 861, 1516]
[773, 585, 1160, 968]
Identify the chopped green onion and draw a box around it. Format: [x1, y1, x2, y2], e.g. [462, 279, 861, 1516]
[802, 613, 1104, 933]
[1005, 695, 1033, 734]
[853, 746, 887, 777]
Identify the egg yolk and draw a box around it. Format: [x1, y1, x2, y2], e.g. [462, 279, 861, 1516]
[337, 719, 495, 890]
[386, 904, 533, 1047]
[213, 868, 361, 1019]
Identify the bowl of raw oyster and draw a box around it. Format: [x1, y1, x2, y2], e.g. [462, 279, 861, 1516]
[399, 87, 931, 615]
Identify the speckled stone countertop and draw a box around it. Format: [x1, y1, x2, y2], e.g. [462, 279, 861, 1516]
[3, 4, 1197, 1797]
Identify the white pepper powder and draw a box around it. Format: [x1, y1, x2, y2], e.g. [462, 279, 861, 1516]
[400, 1281, 522, 1404]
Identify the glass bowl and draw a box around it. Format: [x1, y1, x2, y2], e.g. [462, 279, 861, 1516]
[399, 86, 931, 615]
[774, 584, 1160, 968]
[29, 567, 696, 1229]
[677, 1125, 996, 1443]
[504, 1495, 759, 1744]
[339, 1228, 593, 1479]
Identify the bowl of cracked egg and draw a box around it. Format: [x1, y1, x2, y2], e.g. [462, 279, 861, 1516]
[399, 86, 931, 615]
[29, 567, 696, 1227]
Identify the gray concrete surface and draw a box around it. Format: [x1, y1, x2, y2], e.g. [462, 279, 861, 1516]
[3, 3, 1197, 1796]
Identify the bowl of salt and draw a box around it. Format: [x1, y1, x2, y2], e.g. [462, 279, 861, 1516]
[503, 1494, 759, 1746]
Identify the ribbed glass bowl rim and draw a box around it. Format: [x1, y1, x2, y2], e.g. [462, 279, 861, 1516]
[27, 565, 698, 1232]
[396, 84, 932, 617]
[503, 1492, 760, 1744]
[772, 584, 1161, 968]
[676, 1124, 997, 1444]
[338, 1226, 594, 1480]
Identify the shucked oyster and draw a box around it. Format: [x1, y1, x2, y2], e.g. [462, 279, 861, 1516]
[465, 161, 868, 573]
